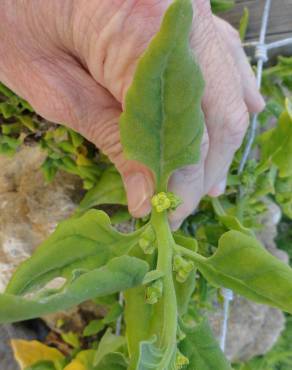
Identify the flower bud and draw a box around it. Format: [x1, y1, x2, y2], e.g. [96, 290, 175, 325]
[139, 227, 156, 254]
[175, 350, 189, 369]
[145, 279, 163, 304]
[173, 254, 194, 283]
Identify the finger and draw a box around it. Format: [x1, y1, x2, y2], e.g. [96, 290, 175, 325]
[204, 99, 249, 192]
[213, 16, 265, 113]
[208, 177, 227, 197]
[190, 16, 250, 192]
[168, 128, 209, 230]
[20, 54, 154, 218]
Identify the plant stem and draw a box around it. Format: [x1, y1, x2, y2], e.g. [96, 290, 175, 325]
[174, 244, 207, 265]
[151, 210, 177, 354]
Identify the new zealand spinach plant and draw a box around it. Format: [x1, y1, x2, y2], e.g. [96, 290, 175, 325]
[1, 1, 292, 369]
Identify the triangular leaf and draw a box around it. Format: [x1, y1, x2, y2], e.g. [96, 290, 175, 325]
[196, 230, 292, 313]
[120, 0, 204, 189]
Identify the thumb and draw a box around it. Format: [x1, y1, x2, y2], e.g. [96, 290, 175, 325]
[21, 56, 154, 218]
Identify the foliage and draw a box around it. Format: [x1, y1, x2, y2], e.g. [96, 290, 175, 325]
[0, 82, 105, 190]
[0, 0, 292, 369]
[210, 0, 235, 13]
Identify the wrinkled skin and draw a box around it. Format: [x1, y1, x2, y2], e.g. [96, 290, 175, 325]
[0, 0, 264, 228]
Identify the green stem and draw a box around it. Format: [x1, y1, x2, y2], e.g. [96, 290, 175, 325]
[151, 210, 177, 352]
[211, 198, 226, 217]
[174, 244, 207, 265]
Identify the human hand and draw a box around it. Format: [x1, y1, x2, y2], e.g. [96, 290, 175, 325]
[0, 0, 264, 227]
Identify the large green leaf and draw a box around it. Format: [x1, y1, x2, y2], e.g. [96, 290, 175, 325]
[0, 256, 148, 324]
[260, 108, 292, 177]
[77, 167, 127, 214]
[6, 210, 143, 295]
[196, 230, 292, 313]
[120, 0, 205, 190]
[179, 319, 232, 370]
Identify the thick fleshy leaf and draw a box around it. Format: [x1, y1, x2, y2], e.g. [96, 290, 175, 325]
[173, 232, 197, 316]
[179, 319, 232, 370]
[77, 167, 126, 214]
[120, 0, 204, 189]
[196, 230, 292, 313]
[124, 249, 157, 368]
[11, 340, 64, 370]
[6, 210, 143, 295]
[137, 336, 176, 370]
[0, 256, 148, 324]
[260, 109, 292, 177]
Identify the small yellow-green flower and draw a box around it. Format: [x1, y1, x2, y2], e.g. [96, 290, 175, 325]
[175, 350, 189, 369]
[151, 192, 182, 213]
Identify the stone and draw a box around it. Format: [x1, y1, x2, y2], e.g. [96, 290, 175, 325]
[208, 296, 285, 362]
[0, 145, 82, 294]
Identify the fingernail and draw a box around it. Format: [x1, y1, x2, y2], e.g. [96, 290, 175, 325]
[124, 172, 152, 217]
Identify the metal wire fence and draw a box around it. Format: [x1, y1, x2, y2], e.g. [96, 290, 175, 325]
[220, 0, 292, 352]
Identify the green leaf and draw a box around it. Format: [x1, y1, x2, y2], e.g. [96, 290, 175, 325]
[260, 110, 292, 177]
[6, 210, 143, 295]
[196, 230, 292, 313]
[120, 0, 205, 190]
[25, 362, 56, 370]
[210, 0, 235, 13]
[136, 336, 176, 370]
[41, 158, 58, 182]
[94, 329, 125, 366]
[83, 320, 105, 337]
[239, 7, 249, 41]
[0, 255, 148, 324]
[60, 331, 80, 349]
[102, 302, 123, 324]
[275, 175, 292, 219]
[173, 232, 198, 251]
[77, 167, 126, 214]
[0, 82, 14, 98]
[179, 319, 232, 370]
[95, 353, 127, 370]
[218, 215, 254, 237]
[173, 232, 198, 316]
